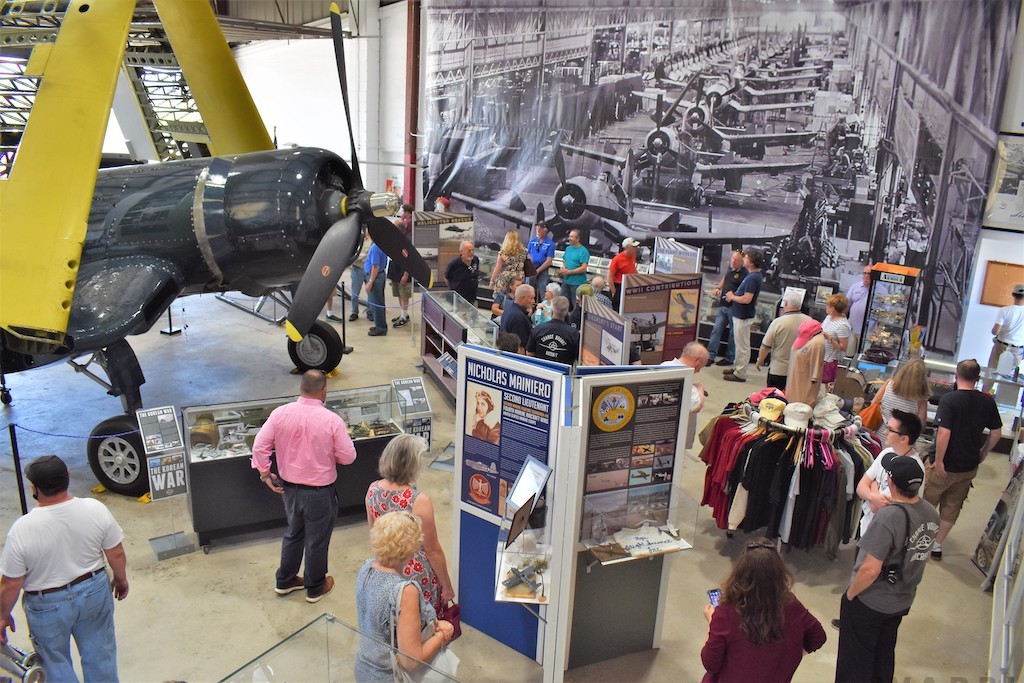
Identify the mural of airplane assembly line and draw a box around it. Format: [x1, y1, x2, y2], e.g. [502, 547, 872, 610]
[423, 0, 1015, 356]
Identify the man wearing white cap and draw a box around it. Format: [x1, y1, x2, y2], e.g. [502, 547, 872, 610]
[987, 282, 1024, 377]
[608, 237, 640, 310]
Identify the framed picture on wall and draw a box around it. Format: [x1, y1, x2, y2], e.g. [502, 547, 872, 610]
[983, 133, 1024, 233]
[981, 260, 1024, 306]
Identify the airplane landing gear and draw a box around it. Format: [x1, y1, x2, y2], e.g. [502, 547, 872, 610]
[87, 414, 148, 497]
[288, 320, 344, 372]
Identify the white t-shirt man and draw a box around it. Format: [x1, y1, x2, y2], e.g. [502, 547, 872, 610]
[0, 498, 124, 591]
[858, 448, 925, 537]
[994, 304, 1024, 346]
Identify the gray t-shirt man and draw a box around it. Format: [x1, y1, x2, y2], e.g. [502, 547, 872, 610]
[850, 499, 939, 614]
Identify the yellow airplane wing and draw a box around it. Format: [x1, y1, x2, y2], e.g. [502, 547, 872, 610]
[0, 0, 135, 347]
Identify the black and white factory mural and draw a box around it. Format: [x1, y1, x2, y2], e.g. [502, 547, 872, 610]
[421, 0, 1018, 354]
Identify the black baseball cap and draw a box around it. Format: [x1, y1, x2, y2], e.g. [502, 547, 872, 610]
[881, 452, 924, 493]
[25, 455, 70, 494]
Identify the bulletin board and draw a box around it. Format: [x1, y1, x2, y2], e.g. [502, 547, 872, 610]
[981, 261, 1024, 306]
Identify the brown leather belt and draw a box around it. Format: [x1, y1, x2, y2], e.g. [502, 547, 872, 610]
[26, 569, 105, 596]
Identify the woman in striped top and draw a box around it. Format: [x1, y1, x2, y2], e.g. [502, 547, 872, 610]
[875, 358, 931, 441]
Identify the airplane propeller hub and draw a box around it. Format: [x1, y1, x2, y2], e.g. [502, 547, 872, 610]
[646, 129, 672, 156]
[554, 183, 587, 220]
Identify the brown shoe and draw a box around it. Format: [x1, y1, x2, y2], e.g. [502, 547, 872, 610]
[723, 367, 735, 375]
[306, 575, 335, 603]
[275, 576, 304, 595]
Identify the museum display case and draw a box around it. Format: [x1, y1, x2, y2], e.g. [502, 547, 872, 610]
[421, 290, 498, 402]
[183, 386, 406, 547]
[858, 263, 920, 361]
[923, 358, 1024, 451]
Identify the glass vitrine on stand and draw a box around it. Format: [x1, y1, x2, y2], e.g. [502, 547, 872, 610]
[421, 290, 497, 403]
[859, 263, 920, 362]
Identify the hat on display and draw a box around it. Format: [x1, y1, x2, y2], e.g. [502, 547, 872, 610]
[1013, 283, 1024, 297]
[881, 452, 925, 493]
[813, 396, 846, 428]
[435, 196, 450, 211]
[783, 402, 813, 430]
[621, 237, 641, 249]
[25, 455, 70, 493]
[759, 398, 787, 422]
[793, 319, 823, 350]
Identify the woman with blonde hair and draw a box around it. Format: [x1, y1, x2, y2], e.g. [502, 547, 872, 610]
[488, 230, 528, 296]
[365, 434, 454, 615]
[701, 538, 825, 682]
[872, 357, 931, 440]
[355, 511, 457, 682]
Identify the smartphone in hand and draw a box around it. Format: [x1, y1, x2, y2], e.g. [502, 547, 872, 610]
[707, 588, 721, 607]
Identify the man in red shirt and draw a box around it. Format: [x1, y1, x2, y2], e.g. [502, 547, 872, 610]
[252, 370, 357, 603]
[608, 237, 640, 310]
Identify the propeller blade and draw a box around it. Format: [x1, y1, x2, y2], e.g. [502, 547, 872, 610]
[654, 93, 665, 128]
[367, 216, 433, 288]
[329, 3, 363, 188]
[285, 213, 362, 342]
[581, 203, 622, 222]
[553, 138, 568, 187]
[536, 202, 546, 225]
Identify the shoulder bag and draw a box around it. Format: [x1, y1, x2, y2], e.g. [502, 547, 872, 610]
[857, 380, 888, 432]
[390, 581, 460, 683]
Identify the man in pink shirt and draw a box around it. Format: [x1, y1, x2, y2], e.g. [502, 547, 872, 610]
[252, 370, 356, 603]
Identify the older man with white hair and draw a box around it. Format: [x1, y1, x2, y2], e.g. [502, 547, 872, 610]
[589, 276, 614, 308]
[755, 290, 811, 390]
[661, 342, 710, 447]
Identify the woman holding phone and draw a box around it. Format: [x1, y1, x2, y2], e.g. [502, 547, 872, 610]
[701, 538, 826, 683]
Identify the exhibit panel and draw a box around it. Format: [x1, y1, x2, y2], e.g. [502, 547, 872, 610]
[551, 366, 695, 675]
[452, 345, 570, 669]
[183, 386, 406, 547]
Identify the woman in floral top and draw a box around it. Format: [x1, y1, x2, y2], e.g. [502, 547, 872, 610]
[365, 434, 454, 613]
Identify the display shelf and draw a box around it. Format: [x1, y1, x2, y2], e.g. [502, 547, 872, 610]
[859, 263, 920, 361]
[421, 290, 496, 403]
[183, 387, 405, 547]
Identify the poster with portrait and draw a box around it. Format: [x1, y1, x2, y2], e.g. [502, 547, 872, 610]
[461, 357, 556, 518]
[621, 272, 703, 364]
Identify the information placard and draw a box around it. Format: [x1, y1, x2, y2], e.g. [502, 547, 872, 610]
[136, 406, 183, 455]
[621, 272, 703, 364]
[147, 452, 188, 501]
[461, 358, 554, 518]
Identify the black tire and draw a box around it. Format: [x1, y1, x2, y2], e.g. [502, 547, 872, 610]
[287, 320, 344, 372]
[87, 415, 149, 497]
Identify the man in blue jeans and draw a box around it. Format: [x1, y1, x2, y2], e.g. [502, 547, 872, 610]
[253, 371, 357, 603]
[706, 249, 747, 366]
[0, 455, 130, 682]
[363, 233, 389, 336]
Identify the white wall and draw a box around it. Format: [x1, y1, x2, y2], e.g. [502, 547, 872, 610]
[958, 228, 1024, 362]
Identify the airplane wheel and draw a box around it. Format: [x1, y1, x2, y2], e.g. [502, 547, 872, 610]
[288, 320, 343, 372]
[87, 415, 149, 497]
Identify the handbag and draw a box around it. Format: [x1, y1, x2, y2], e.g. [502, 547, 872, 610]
[390, 582, 461, 683]
[437, 601, 462, 641]
[857, 380, 888, 431]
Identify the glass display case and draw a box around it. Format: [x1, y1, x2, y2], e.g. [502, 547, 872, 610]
[859, 263, 920, 362]
[422, 290, 498, 402]
[923, 358, 1024, 448]
[183, 386, 406, 548]
[184, 387, 406, 463]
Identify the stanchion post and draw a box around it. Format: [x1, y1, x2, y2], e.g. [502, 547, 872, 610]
[8, 424, 28, 515]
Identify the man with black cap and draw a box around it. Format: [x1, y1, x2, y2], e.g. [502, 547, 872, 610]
[0, 455, 129, 681]
[835, 456, 938, 683]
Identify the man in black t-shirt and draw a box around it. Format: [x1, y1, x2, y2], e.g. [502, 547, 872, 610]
[498, 284, 535, 353]
[924, 359, 1002, 560]
[527, 297, 580, 365]
[443, 240, 479, 304]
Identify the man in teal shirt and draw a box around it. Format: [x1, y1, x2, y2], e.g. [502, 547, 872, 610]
[559, 229, 590, 309]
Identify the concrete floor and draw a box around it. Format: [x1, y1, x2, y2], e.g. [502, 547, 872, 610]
[0, 284, 1004, 681]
